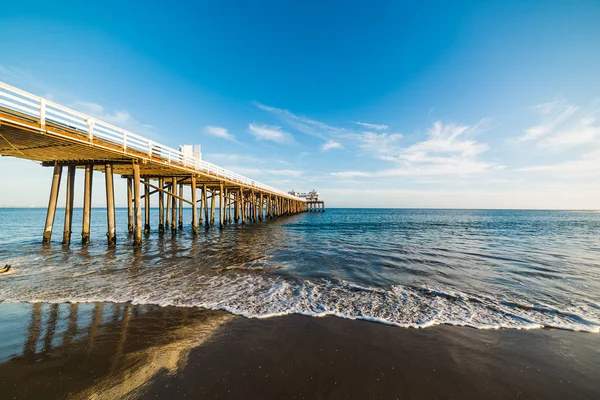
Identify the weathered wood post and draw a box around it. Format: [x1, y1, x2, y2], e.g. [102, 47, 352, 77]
[191, 175, 198, 234]
[203, 184, 209, 229]
[82, 164, 93, 245]
[127, 178, 133, 233]
[223, 188, 228, 225]
[171, 177, 178, 233]
[42, 163, 62, 244]
[144, 177, 150, 234]
[62, 165, 75, 245]
[228, 190, 233, 224]
[199, 183, 204, 227]
[219, 182, 224, 228]
[178, 183, 184, 229]
[165, 180, 171, 229]
[259, 193, 264, 221]
[234, 190, 240, 223]
[158, 177, 165, 233]
[105, 164, 116, 245]
[132, 163, 142, 246]
[240, 189, 245, 224]
[210, 188, 216, 226]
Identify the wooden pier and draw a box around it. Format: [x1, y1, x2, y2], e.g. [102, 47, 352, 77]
[0, 81, 310, 245]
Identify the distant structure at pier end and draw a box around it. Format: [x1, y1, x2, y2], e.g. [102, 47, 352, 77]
[289, 189, 325, 212]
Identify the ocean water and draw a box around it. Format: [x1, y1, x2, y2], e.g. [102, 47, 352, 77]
[1, 208, 599, 333]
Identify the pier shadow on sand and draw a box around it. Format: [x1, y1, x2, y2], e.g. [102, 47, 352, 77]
[1, 302, 600, 399]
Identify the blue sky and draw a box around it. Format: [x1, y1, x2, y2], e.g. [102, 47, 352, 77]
[1, 0, 600, 208]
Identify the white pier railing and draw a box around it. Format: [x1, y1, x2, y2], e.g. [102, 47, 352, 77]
[0, 81, 303, 201]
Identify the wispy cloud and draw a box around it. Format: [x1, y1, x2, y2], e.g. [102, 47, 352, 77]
[321, 140, 342, 151]
[512, 101, 600, 149]
[332, 120, 497, 178]
[72, 101, 131, 125]
[71, 101, 160, 139]
[226, 166, 303, 178]
[255, 102, 347, 139]
[248, 123, 292, 143]
[515, 150, 600, 177]
[205, 153, 265, 164]
[358, 132, 403, 159]
[204, 125, 236, 141]
[354, 121, 388, 130]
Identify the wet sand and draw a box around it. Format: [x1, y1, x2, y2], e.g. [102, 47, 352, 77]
[1, 302, 599, 399]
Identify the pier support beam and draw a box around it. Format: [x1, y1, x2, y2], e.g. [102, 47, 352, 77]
[82, 164, 93, 245]
[42, 164, 62, 244]
[158, 178, 165, 233]
[198, 187, 205, 227]
[210, 188, 216, 226]
[191, 175, 198, 234]
[259, 193, 264, 221]
[178, 183, 184, 229]
[62, 165, 75, 245]
[203, 184, 209, 229]
[165, 181, 171, 230]
[144, 178, 150, 234]
[171, 178, 177, 233]
[228, 190, 233, 223]
[127, 178, 134, 233]
[234, 191, 239, 223]
[105, 164, 116, 245]
[219, 183, 224, 228]
[132, 163, 142, 246]
[240, 189, 245, 224]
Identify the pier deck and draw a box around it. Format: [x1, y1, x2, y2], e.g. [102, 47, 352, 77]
[0, 82, 307, 245]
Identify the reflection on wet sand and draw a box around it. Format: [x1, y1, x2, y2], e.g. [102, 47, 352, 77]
[2, 302, 234, 399]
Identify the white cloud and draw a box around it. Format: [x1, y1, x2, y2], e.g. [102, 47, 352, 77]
[321, 140, 342, 151]
[333, 120, 497, 178]
[355, 121, 388, 130]
[71, 101, 132, 125]
[513, 101, 600, 149]
[255, 102, 346, 139]
[225, 166, 303, 178]
[516, 150, 600, 177]
[204, 125, 236, 141]
[359, 132, 403, 159]
[248, 123, 290, 143]
[205, 153, 264, 163]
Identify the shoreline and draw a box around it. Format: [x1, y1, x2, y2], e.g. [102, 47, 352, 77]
[1, 302, 599, 399]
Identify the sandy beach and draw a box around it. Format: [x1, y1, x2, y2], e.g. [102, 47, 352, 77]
[1, 302, 599, 399]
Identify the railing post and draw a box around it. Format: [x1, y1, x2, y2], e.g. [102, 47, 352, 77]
[123, 131, 128, 150]
[39, 99, 46, 129]
[86, 118, 94, 141]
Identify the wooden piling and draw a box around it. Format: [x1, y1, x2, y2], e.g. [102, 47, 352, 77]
[228, 190, 233, 223]
[203, 184, 209, 229]
[62, 165, 75, 245]
[105, 164, 116, 245]
[240, 189, 245, 224]
[165, 181, 171, 229]
[210, 188, 216, 226]
[158, 178, 165, 233]
[127, 178, 133, 233]
[144, 178, 150, 234]
[42, 163, 62, 244]
[219, 182, 224, 228]
[199, 183, 204, 227]
[234, 190, 240, 223]
[178, 183, 184, 229]
[191, 175, 198, 234]
[82, 164, 93, 245]
[171, 177, 177, 233]
[132, 163, 142, 246]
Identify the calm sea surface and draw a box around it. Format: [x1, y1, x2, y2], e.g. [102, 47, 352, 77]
[1, 208, 599, 335]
